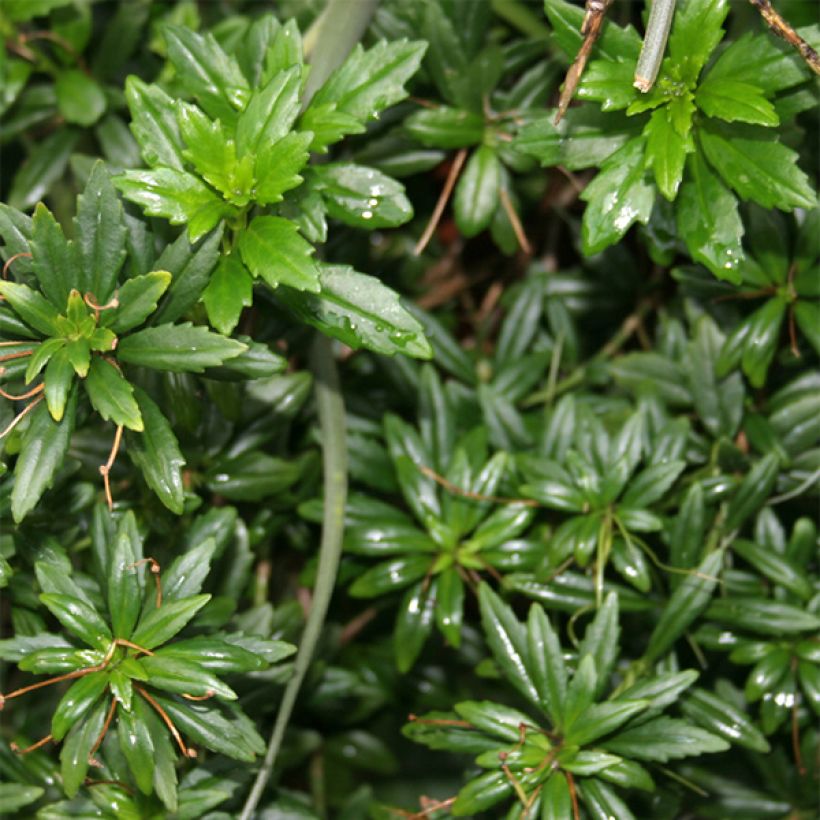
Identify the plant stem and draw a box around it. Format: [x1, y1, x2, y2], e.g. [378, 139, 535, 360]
[634, 0, 677, 92]
[490, 0, 551, 39]
[239, 335, 348, 819]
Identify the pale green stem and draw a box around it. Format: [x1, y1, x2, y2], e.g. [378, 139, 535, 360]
[634, 0, 677, 92]
[239, 335, 348, 819]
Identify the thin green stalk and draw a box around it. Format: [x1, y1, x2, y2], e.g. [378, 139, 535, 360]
[239, 335, 348, 819]
[634, 0, 677, 92]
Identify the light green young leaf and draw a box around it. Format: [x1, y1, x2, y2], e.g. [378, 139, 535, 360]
[235, 66, 301, 156]
[667, 0, 729, 84]
[238, 215, 320, 292]
[696, 77, 779, 126]
[254, 131, 312, 205]
[644, 106, 691, 200]
[115, 168, 233, 242]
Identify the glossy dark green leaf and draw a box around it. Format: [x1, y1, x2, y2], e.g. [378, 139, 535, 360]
[699, 124, 815, 211]
[394, 579, 437, 672]
[405, 106, 484, 148]
[733, 538, 811, 600]
[578, 591, 621, 695]
[108, 512, 141, 638]
[706, 598, 820, 636]
[579, 777, 636, 820]
[138, 655, 236, 700]
[84, 356, 143, 431]
[724, 453, 779, 532]
[645, 549, 724, 661]
[118, 698, 155, 794]
[126, 387, 186, 514]
[161, 539, 217, 603]
[676, 152, 744, 281]
[124, 77, 185, 169]
[643, 106, 690, 200]
[453, 145, 500, 237]
[39, 593, 111, 651]
[526, 604, 566, 724]
[235, 67, 300, 156]
[130, 595, 210, 650]
[107, 271, 171, 334]
[540, 772, 572, 820]
[155, 636, 267, 674]
[60, 700, 107, 797]
[434, 566, 464, 647]
[604, 716, 729, 762]
[681, 686, 770, 752]
[0, 279, 59, 336]
[205, 451, 305, 501]
[51, 672, 108, 741]
[315, 163, 412, 229]
[11, 386, 76, 523]
[8, 130, 78, 212]
[581, 137, 654, 255]
[349, 554, 431, 598]
[117, 322, 246, 372]
[451, 770, 512, 816]
[478, 584, 539, 708]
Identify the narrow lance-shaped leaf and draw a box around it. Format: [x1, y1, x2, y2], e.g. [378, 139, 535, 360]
[117, 323, 246, 372]
[84, 357, 143, 431]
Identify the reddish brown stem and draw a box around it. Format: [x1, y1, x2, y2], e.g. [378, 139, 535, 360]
[414, 149, 468, 255]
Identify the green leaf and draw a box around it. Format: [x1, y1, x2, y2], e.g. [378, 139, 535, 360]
[699, 123, 815, 210]
[235, 67, 301, 156]
[254, 131, 312, 205]
[136, 694, 178, 810]
[238, 216, 320, 292]
[434, 566, 464, 648]
[28, 202, 79, 308]
[455, 700, 533, 743]
[39, 593, 112, 651]
[0, 785, 44, 814]
[667, 0, 729, 83]
[349, 554, 431, 597]
[676, 151, 744, 281]
[201, 254, 253, 336]
[541, 772, 572, 820]
[12, 386, 76, 522]
[795, 300, 820, 356]
[526, 604, 566, 724]
[177, 102, 253, 205]
[577, 59, 637, 111]
[733, 538, 811, 600]
[163, 25, 249, 123]
[44, 346, 76, 420]
[162, 539, 217, 602]
[453, 145, 501, 237]
[578, 591, 620, 696]
[314, 163, 413, 229]
[8, 130, 79, 212]
[724, 453, 779, 531]
[643, 106, 690, 200]
[645, 549, 724, 661]
[516, 107, 637, 171]
[395, 580, 437, 672]
[52, 672, 109, 741]
[603, 716, 729, 761]
[581, 137, 655, 255]
[55, 69, 106, 126]
[119, 699, 155, 794]
[73, 161, 127, 301]
[567, 699, 648, 746]
[137, 655, 236, 700]
[696, 77, 779, 126]
[152, 696, 264, 761]
[155, 637, 266, 674]
[115, 168, 232, 243]
[117, 322, 246, 372]
[0, 280, 59, 335]
[405, 106, 485, 148]
[307, 39, 426, 148]
[478, 584, 540, 708]
[681, 687, 770, 753]
[108, 512, 142, 637]
[125, 77, 185, 169]
[107, 270, 172, 333]
[451, 770, 512, 815]
[60, 701, 107, 797]
[274, 264, 432, 359]
[545, 0, 641, 62]
[84, 357, 143, 431]
[131, 595, 211, 649]
[706, 598, 820, 635]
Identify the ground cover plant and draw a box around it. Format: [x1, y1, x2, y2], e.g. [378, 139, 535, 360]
[0, 0, 817, 817]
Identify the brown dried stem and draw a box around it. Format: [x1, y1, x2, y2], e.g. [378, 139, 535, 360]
[749, 0, 820, 74]
[414, 149, 468, 255]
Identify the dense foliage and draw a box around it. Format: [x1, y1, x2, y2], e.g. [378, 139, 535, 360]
[0, 0, 817, 818]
